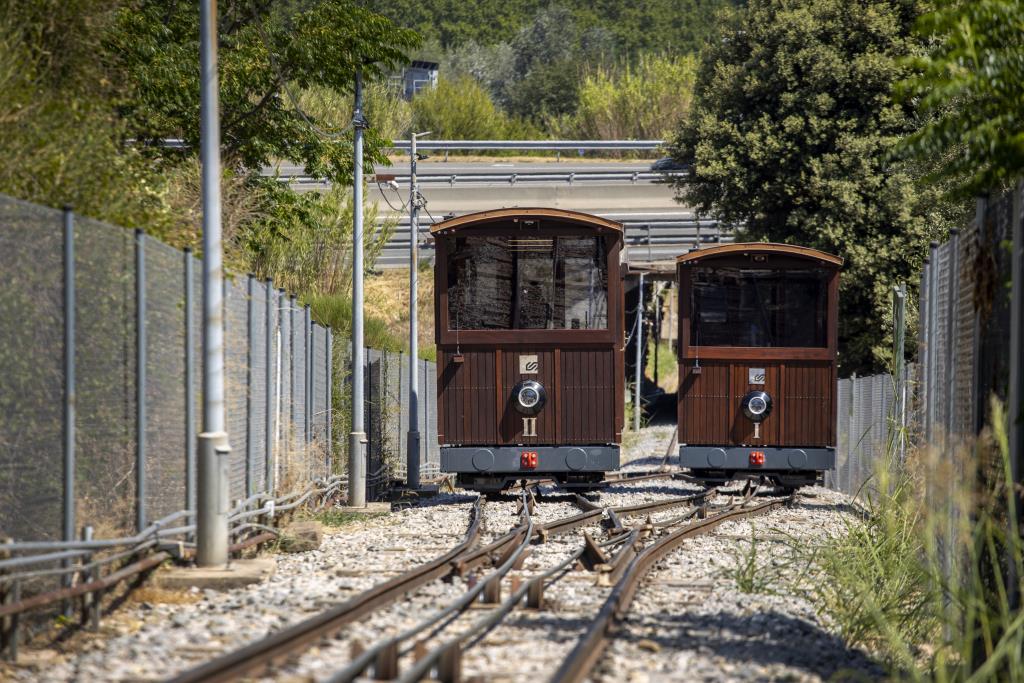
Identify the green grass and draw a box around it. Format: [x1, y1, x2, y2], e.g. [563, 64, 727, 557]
[645, 340, 679, 393]
[304, 508, 388, 528]
[789, 396, 1024, 681]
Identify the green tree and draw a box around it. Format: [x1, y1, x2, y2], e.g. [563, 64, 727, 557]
[110, 0, 419, 183]
[896, 0, 1024, 196]
[411, 75, 536, 139]
[558, 54, 697, 141]
[670, 0, 959, 373]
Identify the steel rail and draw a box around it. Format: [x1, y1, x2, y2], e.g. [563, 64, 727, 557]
[327, 495, 535, 683]
[397, 530, 611, 683]
[167, 499, 484, 683]
[551, 495, 793, 683]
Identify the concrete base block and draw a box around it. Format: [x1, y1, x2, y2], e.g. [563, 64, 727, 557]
[154, 558, 276, 591]
[334, 502, 392, 514]
[279, 520, 324, 553]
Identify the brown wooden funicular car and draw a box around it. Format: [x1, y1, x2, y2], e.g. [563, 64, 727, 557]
[676, 243, 842, 489]
[433, 208, 625, 493]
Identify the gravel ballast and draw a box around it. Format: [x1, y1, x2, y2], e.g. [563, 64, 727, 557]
[3, 427, 881, 682]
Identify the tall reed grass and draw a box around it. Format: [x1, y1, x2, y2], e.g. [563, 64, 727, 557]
[798, 396, 1023, 681]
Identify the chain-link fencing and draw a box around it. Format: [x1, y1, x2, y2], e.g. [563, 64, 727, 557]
[0, 194, 334, 543]
[825, 186, 1022, 539]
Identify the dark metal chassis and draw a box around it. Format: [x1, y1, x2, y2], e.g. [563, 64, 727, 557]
[680, 445, 835, 488]
[442, 445, 620, 492]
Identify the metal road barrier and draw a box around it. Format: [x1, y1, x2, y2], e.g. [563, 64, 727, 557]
[372, 216, 733, 268]
[388, 139, 664, 151]
[278, 169, 685, 187]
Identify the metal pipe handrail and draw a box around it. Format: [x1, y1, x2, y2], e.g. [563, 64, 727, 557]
[389, 139, 664, 151]
[283, 170, 683, 186]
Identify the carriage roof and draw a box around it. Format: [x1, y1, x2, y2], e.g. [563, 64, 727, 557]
[430, 208, 624, 237]
[676, 243, 843, 266]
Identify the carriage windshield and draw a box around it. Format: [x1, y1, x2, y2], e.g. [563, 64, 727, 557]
[690, 267, 829, 347]
[447, 235, 609, 330]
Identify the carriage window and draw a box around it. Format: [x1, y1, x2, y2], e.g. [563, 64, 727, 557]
[447, 236, 608, 330]
[689, 267, 829, 347]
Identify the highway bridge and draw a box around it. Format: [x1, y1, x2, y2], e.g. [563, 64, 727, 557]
[265, 160, 735, 268]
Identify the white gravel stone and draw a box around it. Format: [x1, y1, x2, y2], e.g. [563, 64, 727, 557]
[3, 428, 881, 683]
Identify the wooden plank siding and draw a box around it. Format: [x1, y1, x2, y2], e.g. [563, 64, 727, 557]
[677, 361, 835, 448]
[437, 346, 618, 446]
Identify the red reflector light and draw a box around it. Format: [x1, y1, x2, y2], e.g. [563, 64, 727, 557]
[749, 450, 765, 466]
[520, 451, 538, 469]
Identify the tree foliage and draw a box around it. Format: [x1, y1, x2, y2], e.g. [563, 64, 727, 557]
[896, 0, 1024, 196]
[551, 54, 697, 141]
[363, 0, 735, 57]
[669, 0, 960, 373]
[411, 76, 539, 140]
[110, 0, 419, 182]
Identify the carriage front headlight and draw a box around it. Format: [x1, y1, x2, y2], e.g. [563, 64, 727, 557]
[741, 390, 772, 422]
[513, 380, 546, 415]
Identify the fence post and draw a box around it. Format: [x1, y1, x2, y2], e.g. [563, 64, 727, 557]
[62, 207, 76, 612]
[945, 230, 960, 443]
[245, 275, 255, 498]
[289, 295, 297, 458]
[848, 373, 856, 497]
[305, 304, 312, 448]
[892, 283, 906, 463]
[926, 241, 939, 444]
[265, 279, 274, 493]
[185, 250, 196, 518]
[326, 329, 333, 473]
[135, 229, 147, 533]
[1007, 180, 1024, 611]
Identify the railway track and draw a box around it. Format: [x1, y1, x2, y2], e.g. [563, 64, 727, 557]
[165, 474, 789, 683]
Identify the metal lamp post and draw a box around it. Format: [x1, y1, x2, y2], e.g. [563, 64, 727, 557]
[196, 0, 230, 567]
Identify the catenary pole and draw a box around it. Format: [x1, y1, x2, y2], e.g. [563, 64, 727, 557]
[349, 70, 367, 507]
[197, 0, 230, 567]
[407, 131, 429, 491]
[634, 273, 644, 432]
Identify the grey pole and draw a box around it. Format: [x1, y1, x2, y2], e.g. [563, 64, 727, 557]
[633, 273, 644, 432]
[264, 279, 273, 493]
[1007, 181, 1023, 610]
[135, 229, 147, 533]
[290, 295, 297, 454]
[245, 275, 255, 498]
[197, 0, 230, 568]
[926, 241, 939, 444]
[305, 304, 312, 447]
[349, 71, 367, 507]
[944, 229, 959, 441]
[892, 283, 906, 463]
[407, 132, 429, 491]
[326, 330, 333, 472]
[185, 250, 196, 515]
[62, 207, 76, 573]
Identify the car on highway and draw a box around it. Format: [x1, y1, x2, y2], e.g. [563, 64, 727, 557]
[650, 157, 690, 173]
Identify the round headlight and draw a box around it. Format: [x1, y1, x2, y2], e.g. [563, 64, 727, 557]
[741, 390, 772, 422]
[512, 380, 546, 415]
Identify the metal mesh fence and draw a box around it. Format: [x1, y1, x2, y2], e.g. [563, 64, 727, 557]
[0, 197, 66, 542]
[0, 194, 334, 542]
[74, 216, 137, 538]
[249, 279, 268, 494]
[143, 237, 188, 524]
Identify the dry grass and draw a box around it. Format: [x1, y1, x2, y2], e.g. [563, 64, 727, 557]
[364, 267, 435, 360]
[127, 586, 203, 605]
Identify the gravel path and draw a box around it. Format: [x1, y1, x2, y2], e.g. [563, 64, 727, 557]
[2, 428, 882, 682]
[596, 486, 883, 682]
